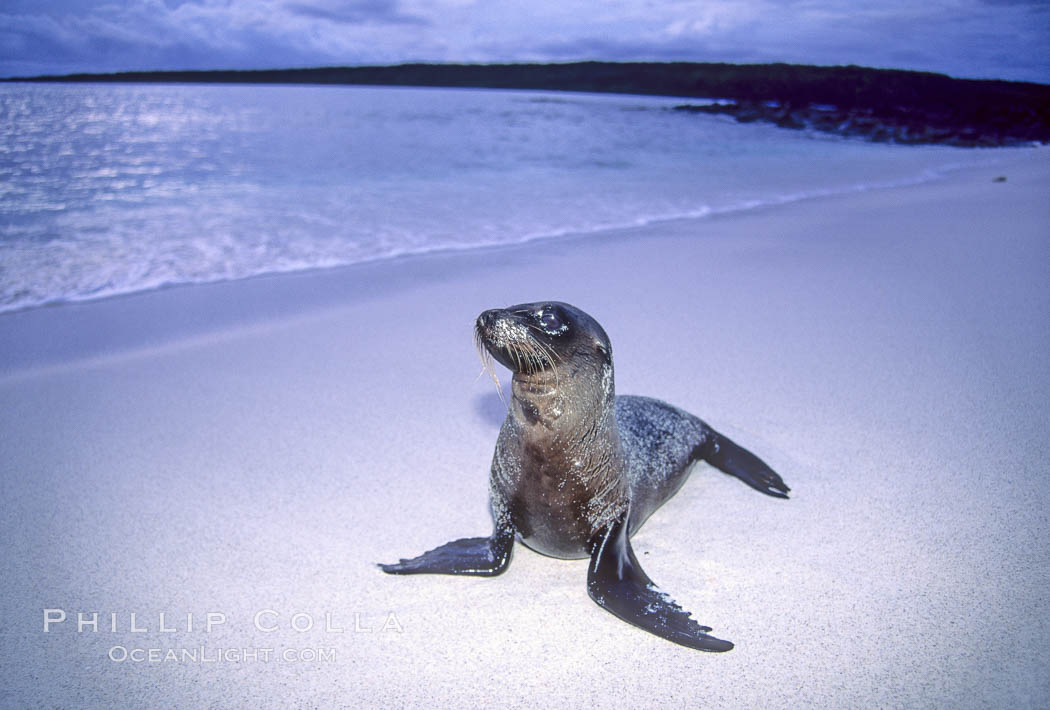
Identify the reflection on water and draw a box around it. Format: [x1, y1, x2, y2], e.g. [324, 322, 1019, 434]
[0, 83, 995, 313]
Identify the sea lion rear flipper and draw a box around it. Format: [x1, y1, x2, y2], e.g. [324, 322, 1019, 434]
[378, 522, 514, 576]
[587, 514, 733, 652]
[703, 430, 790, 498]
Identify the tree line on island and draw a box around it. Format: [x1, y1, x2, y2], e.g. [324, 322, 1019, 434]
[8, 62, 1050, 147]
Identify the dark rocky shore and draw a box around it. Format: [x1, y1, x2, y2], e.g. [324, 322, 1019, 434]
[674, 100, 1048, 147]
[8, 61, 1049, 148]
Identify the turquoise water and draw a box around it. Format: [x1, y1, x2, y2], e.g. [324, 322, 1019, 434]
[0, 83, 1002, 313]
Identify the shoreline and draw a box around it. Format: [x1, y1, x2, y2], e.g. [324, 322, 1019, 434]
[1, 138, 1029, 321]
[8, 61, 1048, 147]
[1, 145, 1044, 378]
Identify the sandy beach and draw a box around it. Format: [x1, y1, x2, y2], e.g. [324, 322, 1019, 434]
[1, 148, 1048, 708]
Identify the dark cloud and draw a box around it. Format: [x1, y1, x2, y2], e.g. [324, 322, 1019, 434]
[979, 0, 1050, 6]
[0, 5, 322, 75]
[283, 0, 430, 26]
[525, 36, 761, 65]
[0, 1, 1047, 82]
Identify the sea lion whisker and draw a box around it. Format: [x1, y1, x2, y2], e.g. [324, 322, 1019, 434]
[528, 336, 561, 386]
[519, 338, 540, 375]
[478, 358, 505, 404]
[532, 333, 564, 366]
[525, 338, 551, 378]
[474, 325, 506, 404]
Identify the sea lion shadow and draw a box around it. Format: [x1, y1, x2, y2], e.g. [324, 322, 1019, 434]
[473, 391, 508, 429]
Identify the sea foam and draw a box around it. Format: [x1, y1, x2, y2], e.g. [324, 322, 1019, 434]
[0, 83, 1006, 313]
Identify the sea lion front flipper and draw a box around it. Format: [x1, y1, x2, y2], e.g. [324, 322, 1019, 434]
[378, 521, 514, 576]
[587, 514, 734, 652]
[704, 430, 790, 499]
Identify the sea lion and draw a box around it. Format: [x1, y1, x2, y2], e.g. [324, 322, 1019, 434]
[379, 301, 789, 652]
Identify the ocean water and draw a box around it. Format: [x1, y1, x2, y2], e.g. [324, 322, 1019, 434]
[0, 82, 1004, 314]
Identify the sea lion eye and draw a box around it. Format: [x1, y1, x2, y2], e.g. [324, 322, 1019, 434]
[536, 307, 563, 333]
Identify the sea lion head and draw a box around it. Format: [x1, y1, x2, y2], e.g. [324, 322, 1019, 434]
[475, 301, 614, 400]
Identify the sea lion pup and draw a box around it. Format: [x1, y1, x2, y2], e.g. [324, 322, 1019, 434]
[380, 301, 789, 652]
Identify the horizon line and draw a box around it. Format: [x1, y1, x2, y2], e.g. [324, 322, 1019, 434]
[4, 60, 1047, 88]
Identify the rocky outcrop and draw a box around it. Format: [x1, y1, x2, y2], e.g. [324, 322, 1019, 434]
[674, 100, 1049, 147]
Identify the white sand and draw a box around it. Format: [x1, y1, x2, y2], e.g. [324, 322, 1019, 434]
[1, 148, 1048, 708]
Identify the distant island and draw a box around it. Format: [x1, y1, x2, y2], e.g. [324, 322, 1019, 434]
[7, 62, 1050, 147]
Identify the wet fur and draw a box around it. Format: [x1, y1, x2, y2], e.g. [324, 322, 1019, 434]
[380, 301, 789, 652]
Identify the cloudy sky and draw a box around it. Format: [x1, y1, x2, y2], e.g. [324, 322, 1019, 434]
[2, 0, 1048, 82]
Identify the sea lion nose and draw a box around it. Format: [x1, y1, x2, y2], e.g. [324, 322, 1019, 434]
[477, 309, 500, 330]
